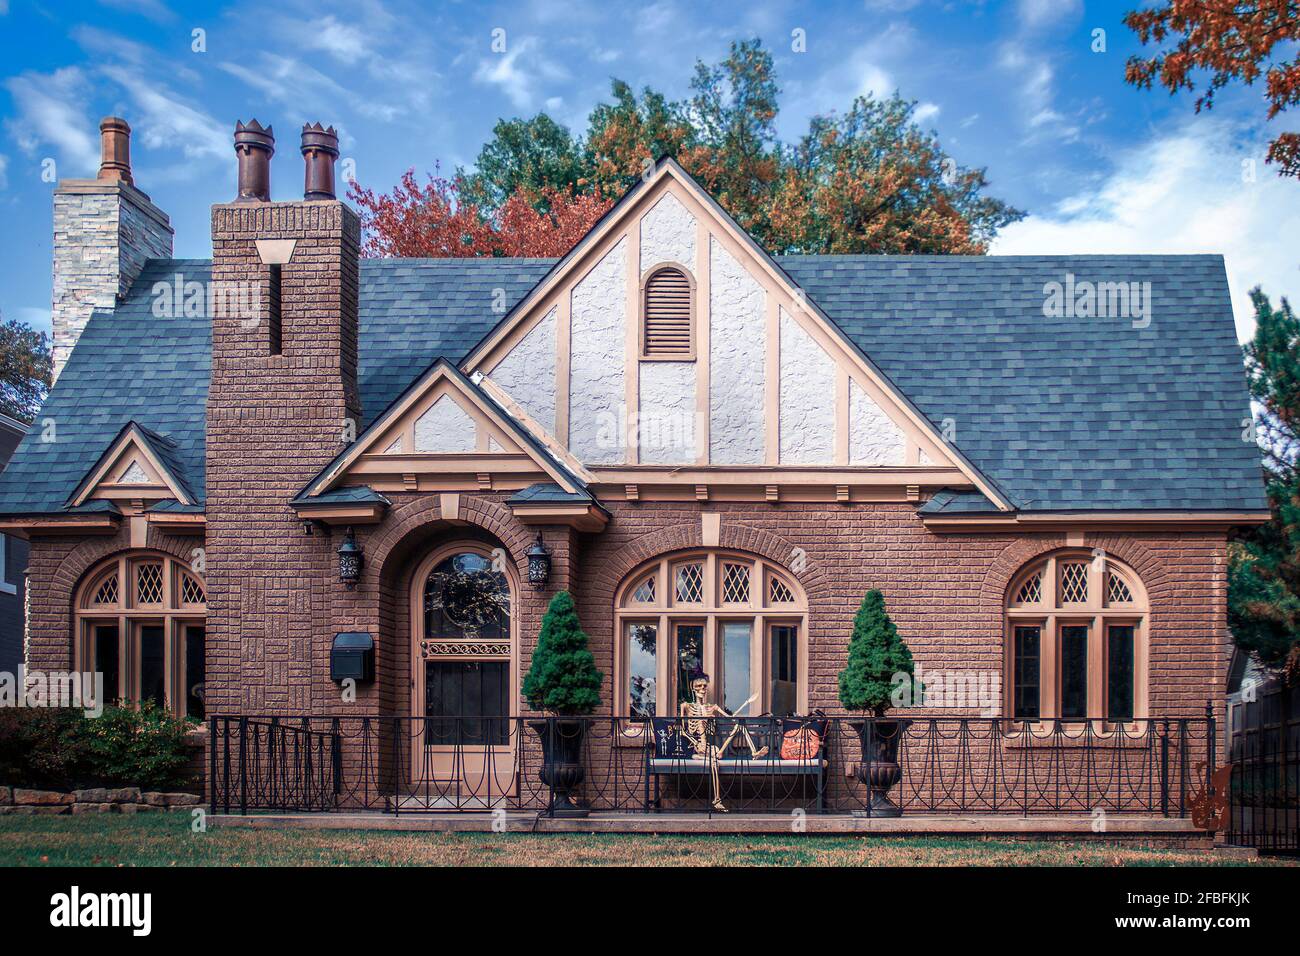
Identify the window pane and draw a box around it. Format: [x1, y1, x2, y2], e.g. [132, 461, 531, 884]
[139, 625, 166, 710]
[720, 622, 753, 715]
[1107, 625, 1135, 721]
[1013, 625, 1040, 720]
[184, 626, 205, 720]
[626, 623, 657, 719]
[768, 624, 798, 717]
[424, 553, 510, 640]
[674, 624, 704, 706]
[93, 624, 120, 707]
[424, 660, 509, 746]
[1060, 625, 1089, 720]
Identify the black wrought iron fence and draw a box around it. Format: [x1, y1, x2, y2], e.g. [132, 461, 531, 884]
[209, 714, 1215, 817]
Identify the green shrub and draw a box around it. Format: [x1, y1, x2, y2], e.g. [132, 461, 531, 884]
[837, 589, 919, 716]
[0, 704, 197, 791]
[522, 591, 603, 715]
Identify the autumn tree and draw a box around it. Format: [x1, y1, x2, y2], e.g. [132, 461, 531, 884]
[352, 37, 1021, 258]
[1125, 1, 1300, 177]
[459, 114, 590, 212]
[770, 95, 1022, 254]
[0, 312, 52, 423]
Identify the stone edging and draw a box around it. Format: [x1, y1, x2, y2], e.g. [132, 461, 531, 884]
[0, 785, 201, 815]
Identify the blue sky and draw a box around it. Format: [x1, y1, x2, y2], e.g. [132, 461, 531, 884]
[0, 0, 1296, 340]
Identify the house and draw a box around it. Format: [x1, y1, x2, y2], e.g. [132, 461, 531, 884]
[0, 412, 29, 675]
[0, 116, 1268, 819]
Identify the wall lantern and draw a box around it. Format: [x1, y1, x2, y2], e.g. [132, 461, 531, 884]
[338, 527, 363, 589]
[526, 533, 551, 589]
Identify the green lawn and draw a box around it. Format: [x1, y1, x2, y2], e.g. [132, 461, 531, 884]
[0, 814, 1291, 866]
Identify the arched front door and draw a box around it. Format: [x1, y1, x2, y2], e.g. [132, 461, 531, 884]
[409, 542, 517, 799]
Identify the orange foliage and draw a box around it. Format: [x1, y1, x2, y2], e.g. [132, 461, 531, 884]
[1125, 1, 1300, 177]
[348, 171, 612, 259]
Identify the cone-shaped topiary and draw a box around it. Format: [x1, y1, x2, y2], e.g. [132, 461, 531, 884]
[523, 591, 604, 715]
[838, 589, 918, 716]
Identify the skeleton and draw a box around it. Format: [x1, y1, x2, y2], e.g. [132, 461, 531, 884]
[678, 672, 767, 811]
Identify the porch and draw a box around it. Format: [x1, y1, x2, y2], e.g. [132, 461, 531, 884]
[207, 714, 1220, 823]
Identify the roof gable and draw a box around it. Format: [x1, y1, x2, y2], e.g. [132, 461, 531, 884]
[66, 421, 196, 507]
[301, 358, 590, 499]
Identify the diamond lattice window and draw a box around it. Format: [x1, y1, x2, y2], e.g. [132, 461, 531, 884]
[721, 563, 751, 603]
[94, 574, 119, 606]
[136, 562, 164, 605]
[769, 576, 795, 604]
[1059, 562, 1089, 604]
[180, 573, 205, 606]
[674, 563, 704, 603]
[1016, 572, 1042, 605]
[631, 576, 656, 603]
[1107, 574, 1133, 605]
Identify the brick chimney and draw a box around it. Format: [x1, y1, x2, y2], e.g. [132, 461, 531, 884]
[51, 117, 173, 381]
[205, 119, 361, 714]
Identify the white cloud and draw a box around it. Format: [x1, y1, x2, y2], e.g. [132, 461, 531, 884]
[992, 119, 1300, 340]
[914, 102, 940, 124]
[3, 68, 98, 174]
[0, 1, 9, 14]
[101, 66, 226, 160]
[0, 154, 7, 190]
[287, 14, 374, 65]
[1017, 0, 1080, 28]
[473, 36, 566, 110]
[16, 307, 52, 337]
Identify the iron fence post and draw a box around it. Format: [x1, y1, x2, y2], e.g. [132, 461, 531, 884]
[1178, 719, 1188, 818]
[208, 715, 217, 816]
[238, 716, 248, 816]
[1159, 720, 1169, 817]
[1205, 700, 1216, 797]
[390, 716, 401, 816]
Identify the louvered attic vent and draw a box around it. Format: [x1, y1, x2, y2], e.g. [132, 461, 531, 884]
[642, 267, 694, 358]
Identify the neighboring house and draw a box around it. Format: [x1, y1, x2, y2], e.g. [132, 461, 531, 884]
[0, 412, 29, 675]
[0, 117, 1269, 816]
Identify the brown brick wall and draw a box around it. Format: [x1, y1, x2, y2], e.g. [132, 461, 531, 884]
[205, 200, 361, 717]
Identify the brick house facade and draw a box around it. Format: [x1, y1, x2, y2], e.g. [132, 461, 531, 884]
[0, 117, 1268, 814]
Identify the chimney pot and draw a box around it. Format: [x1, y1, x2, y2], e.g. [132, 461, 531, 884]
[301, 122, 340, 201]
[233, 119, 275, 202]
[98, 117, 133, 185]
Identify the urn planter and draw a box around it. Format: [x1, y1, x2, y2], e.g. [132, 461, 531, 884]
[848, 718, 913, 817]
[528, 718, 589, 817]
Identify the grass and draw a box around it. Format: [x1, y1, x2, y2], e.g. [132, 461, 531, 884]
[0, 814, 1293, 866]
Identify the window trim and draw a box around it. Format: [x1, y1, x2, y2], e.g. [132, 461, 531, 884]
[638, 262, 697, 361]
[0, 533, 13, 595]
[614, 550, 808, 719]
[1004, 550, 1149, 727]
[74, 552, 205, 718]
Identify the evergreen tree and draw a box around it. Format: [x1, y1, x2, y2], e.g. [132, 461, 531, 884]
[522, 591, 604, 715]
[837, 590, 917, 716]
[1230, 289, 1300, 680]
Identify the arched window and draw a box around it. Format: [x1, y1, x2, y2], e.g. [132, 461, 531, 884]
[75, 552, 206, 718]
[615, 550, 807, 718]
[1005, 550, 1147, 723]
[640, 265, 695, 359]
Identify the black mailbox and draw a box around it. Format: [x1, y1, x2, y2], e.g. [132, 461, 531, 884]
[330, 632, 374, 683]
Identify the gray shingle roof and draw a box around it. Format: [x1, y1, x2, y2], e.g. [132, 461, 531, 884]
[0, 253, 1266, 516]
[776, 254, 1267, 511]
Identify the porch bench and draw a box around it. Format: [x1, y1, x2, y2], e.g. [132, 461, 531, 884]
[644, 718, 830, 812]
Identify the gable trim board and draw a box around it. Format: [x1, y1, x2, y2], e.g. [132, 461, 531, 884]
[463, 158, 1010, 509]
[66, 422, 195, 508]
[299, 359, 589, 501]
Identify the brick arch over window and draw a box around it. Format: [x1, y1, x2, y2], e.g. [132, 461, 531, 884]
[980, 534, 1165, 610]
[591, 521, 829, 608]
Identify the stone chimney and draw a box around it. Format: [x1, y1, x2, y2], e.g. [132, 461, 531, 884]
[204, 119, 361, 715]
[51, 117, 173, 382]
